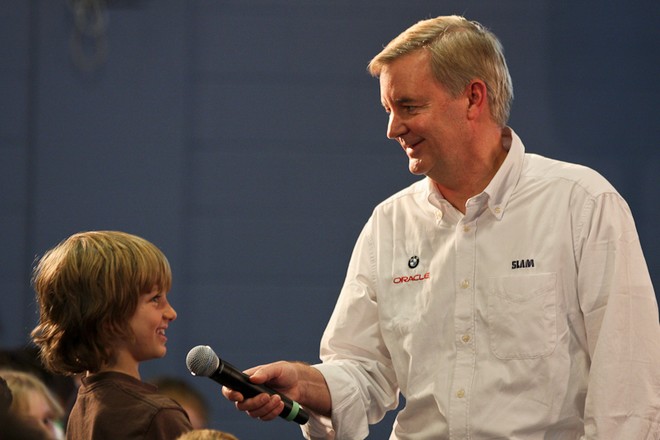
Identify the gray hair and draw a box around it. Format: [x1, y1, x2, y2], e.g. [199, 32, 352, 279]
[368, 16, 513, 127]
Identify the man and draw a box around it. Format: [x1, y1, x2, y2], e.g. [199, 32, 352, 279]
[223, 16, 660, 439]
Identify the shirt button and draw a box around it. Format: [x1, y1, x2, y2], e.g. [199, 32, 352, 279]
[460, 279, 470, 289]
[462, 225, 471, 233]
[456, 389, 465, 398]
[462, 334, 471, 343]
[435, 211, 443, 221]
[494, 207, 502, 214]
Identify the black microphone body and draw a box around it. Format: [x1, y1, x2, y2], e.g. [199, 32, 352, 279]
[186, 345, 309, 425]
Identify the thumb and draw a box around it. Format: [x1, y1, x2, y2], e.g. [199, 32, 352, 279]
[245, 365, 272, 384]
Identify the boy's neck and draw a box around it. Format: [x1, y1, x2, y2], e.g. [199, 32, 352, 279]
[97, 352, 141, 380]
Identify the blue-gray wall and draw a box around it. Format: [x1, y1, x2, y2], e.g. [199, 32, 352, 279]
[2, 1, 658, 438]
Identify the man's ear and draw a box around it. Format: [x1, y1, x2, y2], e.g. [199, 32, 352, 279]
[466, 80, 488, 120]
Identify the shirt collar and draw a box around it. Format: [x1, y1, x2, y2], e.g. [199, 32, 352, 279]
[482, 127, 524, 220]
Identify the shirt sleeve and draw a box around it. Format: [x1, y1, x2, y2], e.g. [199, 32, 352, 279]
[145, 407, 192, 440]
[299, 364, 368, 440]
[301, 218, 399, 439]
[575, 192, 660, 439]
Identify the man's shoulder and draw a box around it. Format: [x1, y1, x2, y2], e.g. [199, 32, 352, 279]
[523, 153, 618, 198]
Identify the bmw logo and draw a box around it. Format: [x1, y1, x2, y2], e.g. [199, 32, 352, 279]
[408, 256, 419, 269]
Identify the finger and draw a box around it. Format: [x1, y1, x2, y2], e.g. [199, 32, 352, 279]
[242, 365, 261, 377]
[222, 386, 244, 403]
[235, 393, 271, 413]
[245, 365, 272, 385]
[254, 397, 285, 421]
[243, 394, 283, 420]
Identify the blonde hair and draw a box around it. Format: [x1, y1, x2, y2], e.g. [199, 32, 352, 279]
[0, 369, 64, 420]
[31, 231, 172, 375]
[177, 429, 239, 440]
[368, 15, 513, 127]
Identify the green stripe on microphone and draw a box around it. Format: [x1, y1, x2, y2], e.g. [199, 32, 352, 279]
[285, 401, 301, 421]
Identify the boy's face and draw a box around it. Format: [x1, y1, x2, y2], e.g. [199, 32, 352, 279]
[126, 286, 177, 363]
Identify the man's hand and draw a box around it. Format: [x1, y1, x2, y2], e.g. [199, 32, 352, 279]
[221, 361, 331, 420]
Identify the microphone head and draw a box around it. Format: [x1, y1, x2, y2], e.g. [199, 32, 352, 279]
[186, 345, 220, 377]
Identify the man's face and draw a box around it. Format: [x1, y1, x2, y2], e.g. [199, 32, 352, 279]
[379, 50, 471, 182]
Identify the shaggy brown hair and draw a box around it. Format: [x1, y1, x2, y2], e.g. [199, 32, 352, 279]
[31, 231, 171, 375]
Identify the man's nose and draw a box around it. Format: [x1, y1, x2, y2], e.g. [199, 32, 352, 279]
[386, 112, 406, 139]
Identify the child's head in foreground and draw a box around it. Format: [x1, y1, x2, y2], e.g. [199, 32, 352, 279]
[0, 369, 64, 439]
[31, 231, 176, 377]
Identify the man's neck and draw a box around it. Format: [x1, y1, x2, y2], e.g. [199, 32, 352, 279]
[432, 130, 508, 214]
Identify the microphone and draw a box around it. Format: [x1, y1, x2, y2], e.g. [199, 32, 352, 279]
[185, 345, 309, 425]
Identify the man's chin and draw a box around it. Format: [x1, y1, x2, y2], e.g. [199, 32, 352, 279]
[408, 159, 427, 176]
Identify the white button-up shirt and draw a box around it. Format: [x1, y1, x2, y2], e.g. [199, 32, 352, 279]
[302, 128, 660, 439]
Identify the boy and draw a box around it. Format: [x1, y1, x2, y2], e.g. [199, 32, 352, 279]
[31, 231, 192, 439]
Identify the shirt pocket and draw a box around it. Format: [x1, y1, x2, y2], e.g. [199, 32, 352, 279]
[487, 273, 557, 359]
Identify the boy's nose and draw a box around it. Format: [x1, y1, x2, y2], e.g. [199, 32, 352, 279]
[165, 304, 177, 321]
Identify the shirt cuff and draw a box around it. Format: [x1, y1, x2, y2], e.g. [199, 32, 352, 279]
[302, 363, 369, 440]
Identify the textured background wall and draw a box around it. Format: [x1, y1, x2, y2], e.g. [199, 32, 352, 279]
[1, 1, 657, 438]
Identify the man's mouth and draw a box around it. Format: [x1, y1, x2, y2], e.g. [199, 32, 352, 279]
[402, 139, 423, 155]
[401, 138, 422, 150]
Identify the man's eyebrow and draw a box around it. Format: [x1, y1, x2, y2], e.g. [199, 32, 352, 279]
[394, 97, 416, 104]
[382, 97, 417, 108]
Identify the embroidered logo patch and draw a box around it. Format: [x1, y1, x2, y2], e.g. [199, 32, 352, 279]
[511, 259, 535, 269]
[393, 272, 430, 284]
[392, 256, 430, 284]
